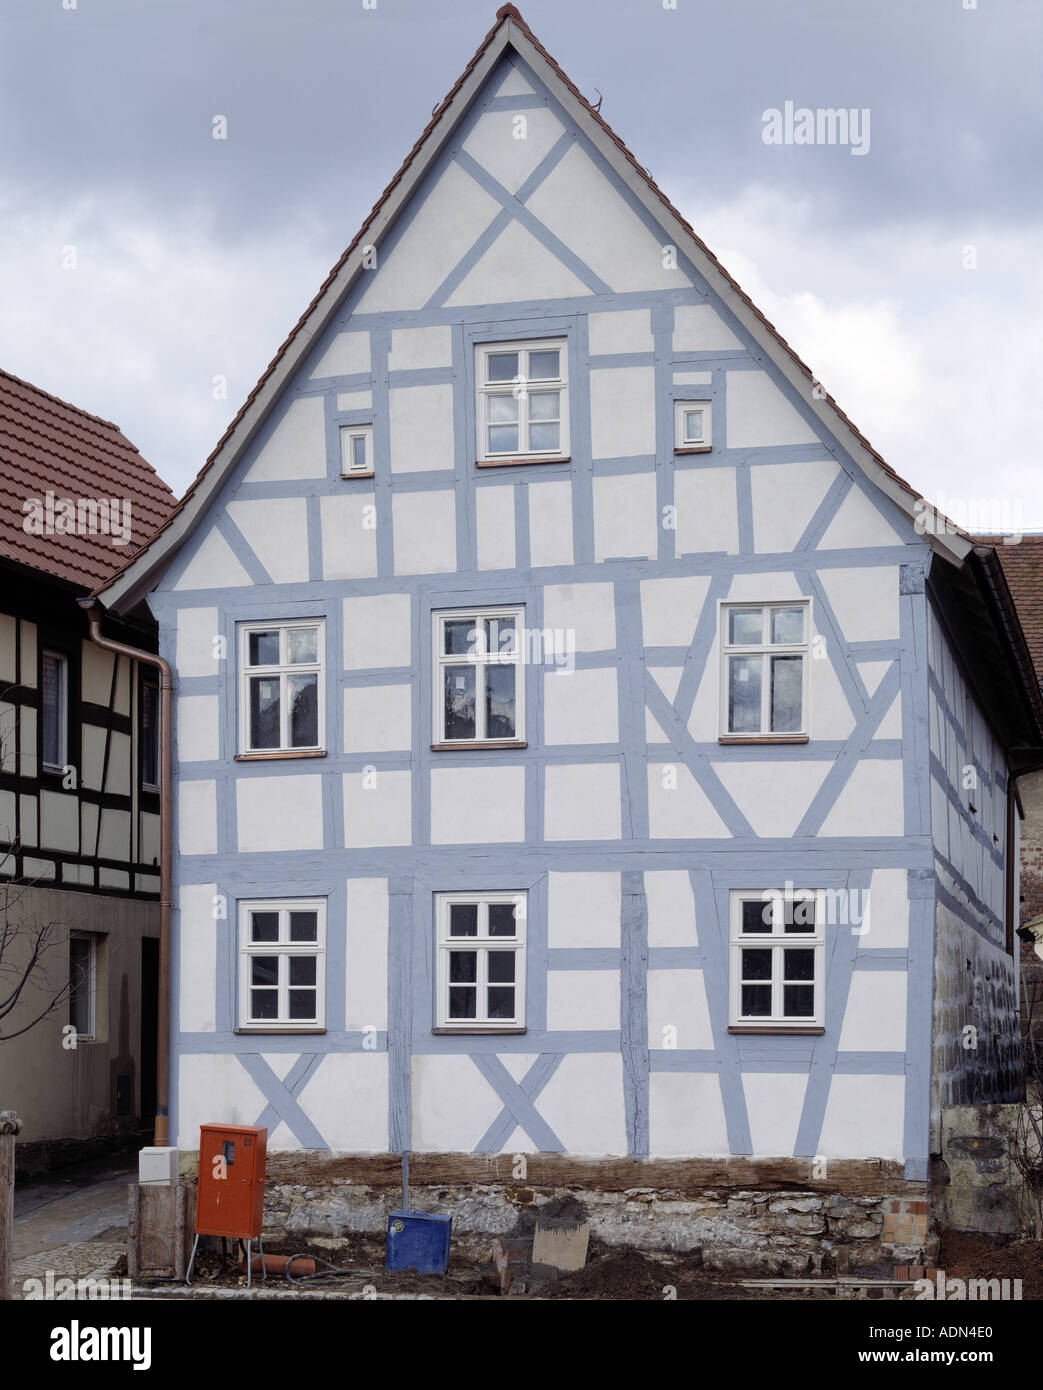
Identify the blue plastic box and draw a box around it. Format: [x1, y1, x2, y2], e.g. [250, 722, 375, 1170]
[385, 1210, 453, 1274]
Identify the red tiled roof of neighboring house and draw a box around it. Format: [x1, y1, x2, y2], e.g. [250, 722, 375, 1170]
[95, 5, 969, 600]
[0, 367, 175, 591]
[975, 534, 1043, 689]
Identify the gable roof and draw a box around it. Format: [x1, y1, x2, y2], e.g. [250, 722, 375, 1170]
[95, 3, 972, 612]
[0, 367, 175, 591]
[975, 535, 1043, 690]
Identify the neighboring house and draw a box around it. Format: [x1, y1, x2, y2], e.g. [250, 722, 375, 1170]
[94, 8, 1041, 1264]
[0, 367, 175, 1172]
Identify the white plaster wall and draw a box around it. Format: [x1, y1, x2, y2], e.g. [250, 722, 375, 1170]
[388, 325, 452, 372]
[647, 763, 730, 838]
[647, 969, 713, 1049]
[104, 731, 131, 795]
[309, 330, 370, 380]
[97, 808, 130, 861]
[726, 370, 819, 449]
[589, 367, 655, 460]
[392, 491, 456, 574]
[713, 761, 832, 839]
[462, 105, 565, 194]
[336, 389, 371, 412]
[817, 484, 908, 551]
[302, 1055, 389, 1152]
[750, 458, 841, 553]
[495, 61, 534, 97]
[536, 1053, 628, 1155]
[547, 871, 621, 947]
[817, 1074, 905, 1159]
[838, 972, 907, 1052]
[674, 467, 739, 555]
[177, 607, 220, 678]
[321, 493, 379, 579]
[81, 645, 114, 706]
[355, 160, 501, 314]
[861, 868, 909, 949]
[345, 877, 389, 1031]
[640, 576, 710, 647]
[818, 566, 900, 642]
[343, 594, 411, 669]
[818, 760, 904, 837]
[237, 774, 324, 852]
[593, 471, 657, 560]
[244, 396, 327, 483]
[645, 668, 682, 742]
[645, 870, 697, 947]
[179, 882, 217, 1032]
[39, 791, 78, 853]
[174, 528, 251, 591]
[177, 695, 219, 763]
[0, 613, 15, 684]
[528, 480, 574, 568]
[179, 780, 217, 855]
[543, 666, 618, 745]
[648, 1072, 730, 1156]
[543, 582, 615, 651]
[742, 1073, 809, 1157]
[342, 684, 411, 753]
[447, 219, 589, 306]
[80, 724, 105, 791]
[178, 1054, 267, 1146]
[389, 384, 454, 472]
[525, 144, 689, 293]
[673, 304, 742, 352]
[809, 650, 857, 741]
[587, 308, 653, 356]
[227, 498, 310, 583]
[411, 1054, 501, 1151]
[430, 766, 525, 844]
[544, 763, 621, 840]
[343, 770, 412, 847]
[546, 970, 620, 1031]
[476, 484, 515, 570]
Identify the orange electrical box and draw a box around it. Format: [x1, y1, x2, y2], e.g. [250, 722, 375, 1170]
[195, 1124, 267, 1240]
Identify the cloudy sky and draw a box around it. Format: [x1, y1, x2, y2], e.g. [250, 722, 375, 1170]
[1, 0, 1039, 530]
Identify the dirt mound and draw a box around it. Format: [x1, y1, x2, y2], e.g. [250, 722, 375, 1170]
[539, 1249, 750, 1301]
[937, 1233, 1043, 1300]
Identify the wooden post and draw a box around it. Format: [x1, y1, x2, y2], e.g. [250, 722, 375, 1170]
[127, 1182, 141, 1280]
[0, 1111, 22, 1302]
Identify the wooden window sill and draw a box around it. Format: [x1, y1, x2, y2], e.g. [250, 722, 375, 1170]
[674, 445, 712, 455]
[234, 1027, 327, 1035]
[476, 456, 569, 469]
[729, 1026, 824, 1035]
[431, 740, 527, 751]
[432, 1027, 527, 1035]
[718, 735, 809, 745]
[235, 750, 328, 761]
[340, 470, 375, 480]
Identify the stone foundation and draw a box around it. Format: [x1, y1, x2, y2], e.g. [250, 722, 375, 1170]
[178, 1151, 929, 1277]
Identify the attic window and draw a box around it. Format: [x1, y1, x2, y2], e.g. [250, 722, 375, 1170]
[476, 339, 569, 465]
[675, 400, 711, 451]
[340, 424, 373, 477]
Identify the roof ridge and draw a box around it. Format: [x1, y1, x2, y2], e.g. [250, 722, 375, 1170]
[0, 366, 127, 436]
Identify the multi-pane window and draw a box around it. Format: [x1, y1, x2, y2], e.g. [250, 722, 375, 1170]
[674, 400, 711, 448]
[239, 621, 324, 753]
[433, 606, 524, 744]
[238, 900, 326, 1030]
[476, 339, 568, 462]
[141, 680, 160, 791]
[729, 890, 824, 1027]
[68, 933, 97, 1039]
[435, 893, 526, 1029]
[721, 602, 809, 737]
[41, 650, 69, 772]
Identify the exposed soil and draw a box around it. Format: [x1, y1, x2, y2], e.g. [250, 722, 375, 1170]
[936, 1232, 1043, 1300]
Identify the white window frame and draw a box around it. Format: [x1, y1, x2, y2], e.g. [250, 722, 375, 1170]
[41, 649, 69, 773]
[728, 889, 824, 1028]
[719, 600, 810, 738]
[435, 891, 527, 1031]
[432, 605, 525, 745]
[340, 423, 373, 477]
[68, 932, 97, 1041]
[674, 399, 712, 449]
[238, 619, 325, 754]
[475, 338, 569, 463]
[237, 898, 327, 1032]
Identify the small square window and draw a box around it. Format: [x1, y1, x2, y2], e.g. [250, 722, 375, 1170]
[729, 890, 823, 1028]
[674, 400, 712, 450]
[340, 424, 373, 476]
[436, 893, 526, 1030]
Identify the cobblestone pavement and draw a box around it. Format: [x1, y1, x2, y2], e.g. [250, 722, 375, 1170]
[12, 1163, 133, 1301]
